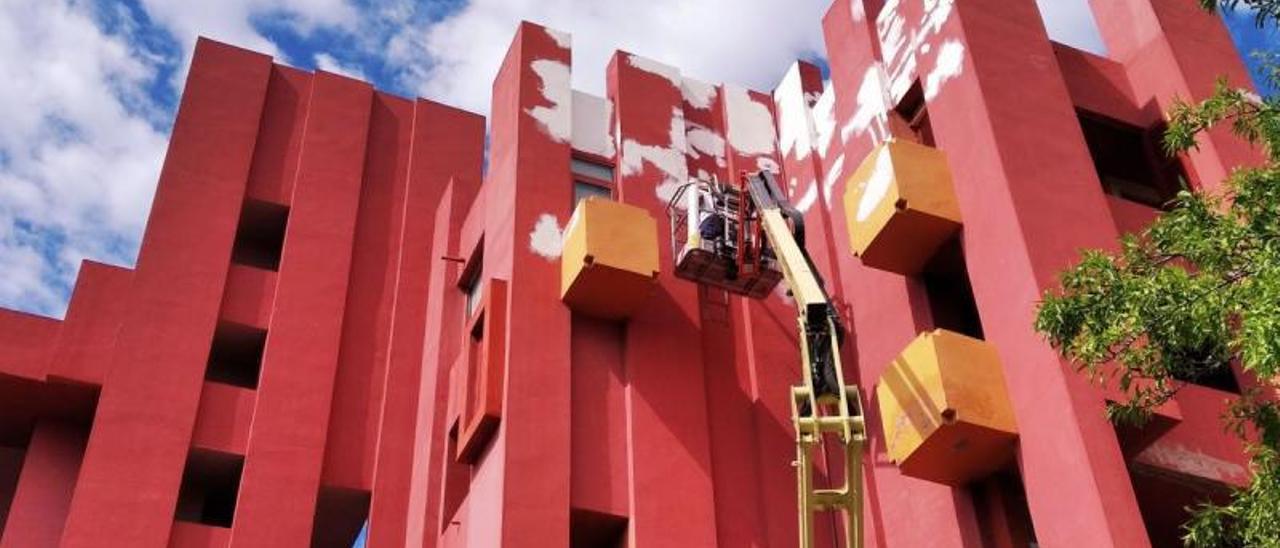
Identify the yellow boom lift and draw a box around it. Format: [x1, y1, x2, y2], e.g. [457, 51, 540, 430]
[668, 171, 866, 548]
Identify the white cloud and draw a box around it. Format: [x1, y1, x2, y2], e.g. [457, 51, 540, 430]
[388, 0, 830, 114]
[0, 0, 168, 316]
[315, 52, 368, 80]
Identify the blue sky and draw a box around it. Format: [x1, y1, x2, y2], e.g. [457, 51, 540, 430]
[0, 0, 1275, 319]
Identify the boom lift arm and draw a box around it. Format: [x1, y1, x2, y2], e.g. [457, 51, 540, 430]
[745, 172, 866, 548]
[669, 171, 866, 548]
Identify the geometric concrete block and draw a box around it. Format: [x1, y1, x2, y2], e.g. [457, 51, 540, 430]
[844, 140, 962, 275]
[876, 329, 1018, 486]
[561, 197, 660, 319]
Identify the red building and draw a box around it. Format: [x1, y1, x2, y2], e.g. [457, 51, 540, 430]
[0, 0, 1265, 546]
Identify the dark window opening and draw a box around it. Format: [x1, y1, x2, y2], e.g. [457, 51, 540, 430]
[310, 486, 370, 548]
[231, 199, 289, 271]
[570, 508, 628, 548]
[571, 157, 615, 183]
[574, 180, 613, 205]
[920, 236, 984, 339]
[893, 82, 935, 147]
[206, 321, 267, 389]
[1077, 111, 1186, 208]
[174, 448, 244, 528]
[1165, 344, 1240, 393]
[1130, 464, 1231, 547]
[971, 466, 1038, 548]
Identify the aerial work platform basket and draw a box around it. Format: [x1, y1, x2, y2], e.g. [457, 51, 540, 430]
[667, 177, 783, 298]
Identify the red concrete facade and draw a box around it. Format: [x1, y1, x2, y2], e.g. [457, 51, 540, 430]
[0, 1, 1263, 547]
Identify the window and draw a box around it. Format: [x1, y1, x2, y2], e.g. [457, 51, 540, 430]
[175, 449, 244, 528]
[231, 199, 289, 271]
[1077, 111, 1186, 208]
[206, 321, 267, 389]
[571, 157, 615, 183]
[893, 82, 935, 147]
[309, 486, 370, 548]
[971, 467, 1038, 547]
[919, 236, 984, 339]
[574, 181, 612, 205]
[571, 156, 615, 206]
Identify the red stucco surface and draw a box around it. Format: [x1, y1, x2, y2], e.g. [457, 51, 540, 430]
[0, 1, 1265, 546]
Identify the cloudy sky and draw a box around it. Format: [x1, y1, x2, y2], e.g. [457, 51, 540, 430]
[0, 0, 1275, 319]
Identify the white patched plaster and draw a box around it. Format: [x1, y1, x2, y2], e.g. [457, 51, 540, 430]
[856, 150, 893, 221]
[546, 28, 571, 50]
[628, 54, 682, 88]
[1138, 442, 1248, 484]
[526, 59, 571, 143]
[571, 91, 616, 157]
[775, 63, 817, 162]
[795, 180, 819, 213]
[686, 122, 726, 166]
[844, 66, 890, 144]
[924, 40, 965, 100]
[822, 154, 846, 209]
[876, 0, 957, 104]
[682, 78, 717, 110]
[620, 107, 689, 203]
[530, 213, 565, 259]
[812, 87, 837, 158]
[724, 85, 777, 156]
[851, 0, 866, 22]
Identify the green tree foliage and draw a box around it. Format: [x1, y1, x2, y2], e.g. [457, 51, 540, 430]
[1035, 36, 1280, 548]
[1199, 0, 1280, 27]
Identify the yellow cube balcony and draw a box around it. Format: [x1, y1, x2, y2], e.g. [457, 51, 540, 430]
[561, 197, 660, 319]
[876, 329, 1017, 486]
[844, 140, 962, 275]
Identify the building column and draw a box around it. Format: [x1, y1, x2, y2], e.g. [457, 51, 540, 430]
[0, 422, 86, 548]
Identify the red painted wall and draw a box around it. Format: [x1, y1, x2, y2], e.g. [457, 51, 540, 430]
[0, 1, 1260, 546]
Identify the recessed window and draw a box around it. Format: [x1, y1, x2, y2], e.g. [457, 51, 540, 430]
[460, 244, 484, 320]
[920, 236, 984, 339]
[231, 199, 289, 271]
[571, 157, 615, 183]
[894, 82, 935, 147]
[971, 466, 1038, 547]
[174, 449, 244, 528]
[1077, 111, 1186, 208]
[310, 486, 369, 548]
[206, 321, 267, 389]
[574, 181, 612, 205]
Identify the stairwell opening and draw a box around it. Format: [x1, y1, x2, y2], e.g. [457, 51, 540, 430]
[917, 235, 984, 339]
[231, 199, 289, 271]
[174, 448, 244, 528]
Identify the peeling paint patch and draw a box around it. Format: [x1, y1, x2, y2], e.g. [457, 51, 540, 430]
[812, 87, 837, 157]
[856, 150, 893, 221]
[1138, 442, 1248, 484]
[682, 78, 717, 110]
[795, 179, 818, 213]
[620, 107, 689, 203]
[686, 123, 726, 166]
[845, 66, 890, 144]
[628, 54, 682, 88]
[776, 63, 817, 161]
[546, 28, 571, 50]
[724, 85, 777, 156]
[571, 91, 615, 157]
[526, 59, 571, 143]
[530, 213, 565, 260]
[757, 157, 780, 174]
[823, 154, 847, 209]
[924, 40, 965, 100]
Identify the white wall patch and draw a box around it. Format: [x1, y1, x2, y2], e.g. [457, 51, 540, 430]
[546, 28, 571, 50]
[526, 59, 571, 143]
[775, 63, 817, 162]
[619, 107, 690, 203]
[822, 154, 846, 209]
[628, 54, 682, 88]
[812, 87, 837, 158]
[530, 213, 565, 260]
[571, 91, 616, 157]
[681, 78, 717, 110]
[924, 40, 965, 100]
[856, 150, 894, 221]
[686, 122, 726, 165]
[724, 85, 777, 156]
